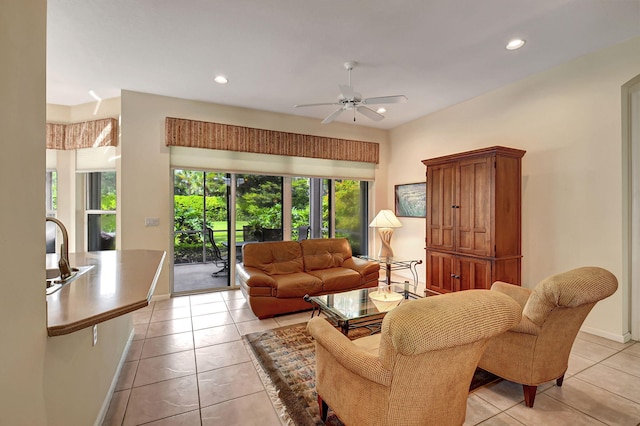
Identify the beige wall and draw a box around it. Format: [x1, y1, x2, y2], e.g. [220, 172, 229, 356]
[43, 315, 132, 425]
[119, 90, 389, 295]
[388, 36, 640, 342]
[0, 1, 48, 424]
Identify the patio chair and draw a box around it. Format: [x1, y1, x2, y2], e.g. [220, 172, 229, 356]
[261, 228, 283, 241]
[297, 225, 310, 241]
[207, 227, 228, 277]
[243, 225, 262, 242]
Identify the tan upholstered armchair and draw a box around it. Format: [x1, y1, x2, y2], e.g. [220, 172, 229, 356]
[307, 290, 522, 426]
[478, 266, 618, 408]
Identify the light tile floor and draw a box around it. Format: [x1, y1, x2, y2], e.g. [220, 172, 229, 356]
[103, 289, 640, 425]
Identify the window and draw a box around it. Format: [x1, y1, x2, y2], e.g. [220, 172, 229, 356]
[86, 171, 116, 251]
[46, 170, 57, 253]
[334, 179, 367, 255]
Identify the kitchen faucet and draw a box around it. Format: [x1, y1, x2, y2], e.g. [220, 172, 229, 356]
[46, 217, 73, 280]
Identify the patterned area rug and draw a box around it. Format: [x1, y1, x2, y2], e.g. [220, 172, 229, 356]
[243, 322, 500, 426]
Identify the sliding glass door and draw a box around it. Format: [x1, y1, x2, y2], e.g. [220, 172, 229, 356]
[334, 179, 367, 256]
[173, 169, 230, 294]
[235, 174, 283, 243]
[172, 169, 369, 295]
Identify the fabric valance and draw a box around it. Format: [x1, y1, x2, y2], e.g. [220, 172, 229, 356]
[165, 117, 379, 164]
[46, 118, 118, 150]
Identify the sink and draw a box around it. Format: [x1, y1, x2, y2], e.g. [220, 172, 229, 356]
[46, 265, 95, 295]
[46, 267, 60, 280]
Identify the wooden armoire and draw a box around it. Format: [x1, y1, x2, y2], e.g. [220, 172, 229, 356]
[422, 146, 525, 293]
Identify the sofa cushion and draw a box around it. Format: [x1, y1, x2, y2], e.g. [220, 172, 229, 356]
[301, 238, 352, 271]
[273, 272, 324, 298]
[242, 241, 304, 275]
[307, 267, 362, 292]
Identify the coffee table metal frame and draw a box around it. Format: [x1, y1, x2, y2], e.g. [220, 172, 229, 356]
[304, 284, 421, 336]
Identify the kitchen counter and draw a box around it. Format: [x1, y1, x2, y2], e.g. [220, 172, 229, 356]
[46, 249, 165, 336]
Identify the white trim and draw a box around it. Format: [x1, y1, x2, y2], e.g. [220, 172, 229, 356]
[580, 325, 631, 344]
[93, 328, 135, 426]
[623, 77, 640, 341]
[151, 293, 171, 303]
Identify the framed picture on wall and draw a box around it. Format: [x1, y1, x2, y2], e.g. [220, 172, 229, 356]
[395, 182, 426, 218]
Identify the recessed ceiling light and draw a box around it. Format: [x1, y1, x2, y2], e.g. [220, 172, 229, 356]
[88, 90, 102, 101]
[214, 75, 228, 84]
[376, 107, 387, 114]
[506, 39, 526, 50]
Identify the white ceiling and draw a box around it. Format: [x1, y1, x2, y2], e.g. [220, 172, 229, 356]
[47, 0, 640, 130]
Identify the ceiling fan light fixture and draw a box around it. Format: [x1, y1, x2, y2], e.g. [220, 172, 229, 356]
[88, 90, 102, 101]
[506, 39, 526, 50]
[295, 61, 407, 124]
[214, 75, 228, 84]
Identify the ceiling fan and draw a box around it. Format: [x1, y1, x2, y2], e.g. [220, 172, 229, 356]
[294, 61, 408, 124]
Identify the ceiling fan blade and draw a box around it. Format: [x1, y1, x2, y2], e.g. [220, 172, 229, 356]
[339, 84, 356, 99]
[357, 105, 384, 121]
[294, 102, 340, 108]
[362, 95, 408, 105]
[321, 107, 345, 124]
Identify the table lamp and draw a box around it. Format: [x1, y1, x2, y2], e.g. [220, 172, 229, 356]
[369, 209, 402, 259]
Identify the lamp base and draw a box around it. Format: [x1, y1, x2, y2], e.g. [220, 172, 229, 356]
[377, 227, 394, 259]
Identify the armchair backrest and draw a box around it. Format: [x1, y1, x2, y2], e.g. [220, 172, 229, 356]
[378, 290, 522, 367]
[523, 266, 618, 330]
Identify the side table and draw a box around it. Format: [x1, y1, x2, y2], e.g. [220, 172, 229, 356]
[358, 256, 423, 293]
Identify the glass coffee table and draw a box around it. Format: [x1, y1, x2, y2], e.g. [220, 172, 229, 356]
[303, 283, 421, 336]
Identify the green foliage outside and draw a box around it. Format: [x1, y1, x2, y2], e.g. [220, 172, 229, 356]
[98, 172, 116, 233]
[173, 170, 364, 263]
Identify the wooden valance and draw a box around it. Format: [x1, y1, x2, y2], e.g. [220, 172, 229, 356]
[165, 117, 379, 164]
[46, 118, 118, 150]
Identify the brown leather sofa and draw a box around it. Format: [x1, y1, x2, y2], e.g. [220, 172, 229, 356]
[236, 238, 380, 319]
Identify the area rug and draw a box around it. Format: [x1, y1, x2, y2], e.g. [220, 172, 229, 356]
[243, 322, 500, 426]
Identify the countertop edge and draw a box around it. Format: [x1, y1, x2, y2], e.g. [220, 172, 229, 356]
[47, 250, 166, 337]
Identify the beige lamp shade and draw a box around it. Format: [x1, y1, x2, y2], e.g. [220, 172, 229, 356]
[369, 210, 402, 259]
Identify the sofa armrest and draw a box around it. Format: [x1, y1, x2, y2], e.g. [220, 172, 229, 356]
[307, 317, 392, 387]
[236, 264, 276, 288]
[343, 256, 380, 277]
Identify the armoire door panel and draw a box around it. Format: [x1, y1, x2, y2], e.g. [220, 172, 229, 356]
[426, 251, 455, 293]
[457, 157, 491, 255]
[457, 256, 492, 290]
[426, 164, 456, 250]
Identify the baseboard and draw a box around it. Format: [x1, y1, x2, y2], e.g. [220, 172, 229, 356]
[151, 293, 170, 303]
[580, 325, 631, 343]
[93, 328, 135, 426]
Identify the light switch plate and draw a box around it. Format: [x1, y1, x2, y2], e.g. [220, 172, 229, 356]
[93, 324, 98, 346]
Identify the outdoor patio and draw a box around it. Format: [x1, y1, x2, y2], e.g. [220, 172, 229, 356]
[173, 262, 233, 293]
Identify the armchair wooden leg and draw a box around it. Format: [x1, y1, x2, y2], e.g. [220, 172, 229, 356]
[556, 374, 565, 387]
[318, 395, 329, 423]
[523, 385, 537, 408]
